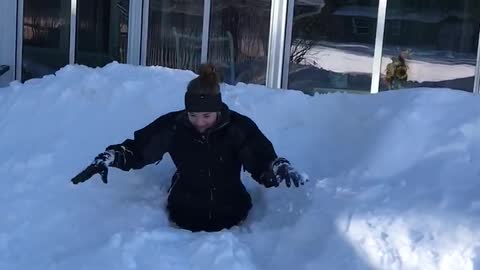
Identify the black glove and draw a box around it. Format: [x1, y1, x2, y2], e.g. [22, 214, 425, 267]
[71, 150, 115, 184]
[261, 157, 307, 188]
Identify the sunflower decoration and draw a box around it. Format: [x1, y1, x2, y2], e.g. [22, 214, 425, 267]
[385, 50, 411, 90]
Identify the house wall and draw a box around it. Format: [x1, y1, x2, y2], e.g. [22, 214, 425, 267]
[0, 0, 17, 87]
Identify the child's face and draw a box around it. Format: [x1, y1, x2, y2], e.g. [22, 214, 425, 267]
[188, 112, 218, 133]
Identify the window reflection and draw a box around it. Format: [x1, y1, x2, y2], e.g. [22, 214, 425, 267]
[76, 0, 129, 67]
[22, 0, 70, 81]
[288, 0, 379, 94]
[208, 1, 271, 85]
[380, 0, 480, 92]
[146, 0, 203, 71]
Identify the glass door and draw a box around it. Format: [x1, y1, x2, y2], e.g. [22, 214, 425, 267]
[208, 0, 272, 85]
[22, 0, 71, 81]
[76, 0, 130, 67]
[146, 0, 204, 71]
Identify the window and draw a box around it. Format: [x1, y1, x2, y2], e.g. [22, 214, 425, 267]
[22, 0, 70, 81]
[146, 0, 204, 71]
[380, 0, 480, 92]
[208, 1, 272, 85]
[76, 0, 129, 67]
[287, 0, 379, 94]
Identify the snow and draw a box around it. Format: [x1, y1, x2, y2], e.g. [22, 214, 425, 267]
[1, 62, 480, 270]
[301, 44, 475, 82]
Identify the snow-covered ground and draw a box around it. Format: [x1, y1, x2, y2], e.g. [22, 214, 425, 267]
[1, 63, 480, 270]
[302, 44, 475, 82]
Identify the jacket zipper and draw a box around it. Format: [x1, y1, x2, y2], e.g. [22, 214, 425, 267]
[206, 133, 214, 221]
[209, 171, 213, 220]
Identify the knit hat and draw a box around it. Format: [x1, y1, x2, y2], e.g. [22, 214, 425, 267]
[184, 92, 222, 112]
[185, 63, 222, 112]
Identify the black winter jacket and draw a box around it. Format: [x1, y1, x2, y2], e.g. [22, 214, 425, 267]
[106, 104, 278, 231]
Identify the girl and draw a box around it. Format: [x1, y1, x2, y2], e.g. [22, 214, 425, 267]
[72, 64, 306, 232]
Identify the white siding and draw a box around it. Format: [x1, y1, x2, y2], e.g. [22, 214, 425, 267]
[0, 0, 17, 86]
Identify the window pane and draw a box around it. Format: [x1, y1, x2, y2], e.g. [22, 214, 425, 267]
[22, 0, 70, 81]
[208, 1, 271, 85]
[76, 0, 129, 67]
[146, 0, 203, 71]
[380, 0, 480, 92]
[288, 0, 379, 94]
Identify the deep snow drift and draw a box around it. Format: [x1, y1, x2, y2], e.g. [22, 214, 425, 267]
[1, 63, 480, 270]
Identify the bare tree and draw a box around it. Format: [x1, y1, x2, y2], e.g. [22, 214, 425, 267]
[289, 0, 327, 64]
